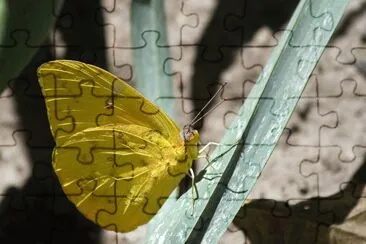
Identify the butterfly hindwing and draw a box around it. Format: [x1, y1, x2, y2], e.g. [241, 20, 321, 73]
[52, 124, 188, 232]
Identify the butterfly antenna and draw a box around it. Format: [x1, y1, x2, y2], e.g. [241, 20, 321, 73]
[190, 98, 225, 127]
[189, 82, 227, 126]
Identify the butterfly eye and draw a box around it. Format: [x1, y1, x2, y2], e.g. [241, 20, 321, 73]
[183, 131, 191, 141]
[181, 125, 196, 142]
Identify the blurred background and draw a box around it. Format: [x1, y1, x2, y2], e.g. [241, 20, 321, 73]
[0, 0, 365, 243]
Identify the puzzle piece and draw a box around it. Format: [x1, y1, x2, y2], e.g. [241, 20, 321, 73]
[167, 44, 260, 132]
[112, 31, 181, 92]
[233, 197, 335, 243]
[286, 75, 338, 146]
[318, 80, 366, 161]
[314, 47, 366, 97]
[249, 129, 319, 200]
[182, 0, 295, 48]
[301, 146, 366, 196]
[53, 0, 110, 66]
[0, 29, 55, 95]
[319, 1, 366, 65]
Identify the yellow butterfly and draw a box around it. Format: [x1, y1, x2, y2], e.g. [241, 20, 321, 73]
[37, 60, 200, 232]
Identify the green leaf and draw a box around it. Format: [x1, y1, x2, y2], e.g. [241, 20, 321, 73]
[0, 0, 64, 93]
[131, 0, 175, 117]
[146, 0, 351, 243]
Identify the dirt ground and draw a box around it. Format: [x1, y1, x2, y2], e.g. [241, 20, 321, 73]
[0, 0, 365, 243]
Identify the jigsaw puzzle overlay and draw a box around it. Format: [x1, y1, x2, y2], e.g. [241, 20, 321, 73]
[0, 0, 365, 243]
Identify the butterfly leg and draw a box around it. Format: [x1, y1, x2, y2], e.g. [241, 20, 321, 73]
[198, 142, 221, 175]
[186, 168, 199, 215]
[198, 142, 220, 155]
[200, 154, 221, 176]
[198, 140, 242, 175]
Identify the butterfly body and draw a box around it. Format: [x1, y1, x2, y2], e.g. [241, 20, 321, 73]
[37, 60, 199, 232]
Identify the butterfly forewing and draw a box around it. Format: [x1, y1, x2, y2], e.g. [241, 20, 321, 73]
[37, 60, 182, 146]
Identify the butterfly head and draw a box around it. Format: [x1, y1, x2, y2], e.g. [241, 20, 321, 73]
[181, 125, 199, 145]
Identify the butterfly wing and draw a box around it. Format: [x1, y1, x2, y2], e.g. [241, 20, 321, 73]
[37, 60, 182, 146]
[37, 60, 192, 232]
